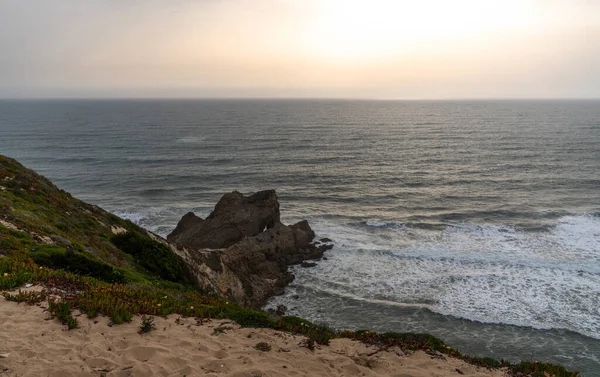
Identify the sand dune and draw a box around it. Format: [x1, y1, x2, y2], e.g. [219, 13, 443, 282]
[0, 294, 506, 377]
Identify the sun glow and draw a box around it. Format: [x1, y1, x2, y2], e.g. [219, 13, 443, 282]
[2, 0, 598, 98]
[305, 0, 533, 61]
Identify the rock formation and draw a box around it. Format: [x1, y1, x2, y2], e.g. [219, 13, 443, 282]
[167, 190, 280, 249]
[167, 190, 332, 308]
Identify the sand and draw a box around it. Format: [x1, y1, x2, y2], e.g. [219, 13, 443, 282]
[0, 293, 507, 377]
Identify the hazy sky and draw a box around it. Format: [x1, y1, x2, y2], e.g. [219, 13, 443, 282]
[1, 0, 599, 99]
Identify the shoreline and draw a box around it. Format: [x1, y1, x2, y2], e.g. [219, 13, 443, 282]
[0, 154, 584, 376]
[0, 292, 507, 377]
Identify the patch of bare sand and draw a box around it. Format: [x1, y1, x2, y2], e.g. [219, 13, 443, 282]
[0, 294, 507, 377]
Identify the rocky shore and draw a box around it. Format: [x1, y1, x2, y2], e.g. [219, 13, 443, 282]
[166, 189, 333, 308]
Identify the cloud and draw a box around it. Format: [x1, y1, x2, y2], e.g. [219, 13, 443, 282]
[0, 0, 598, 98]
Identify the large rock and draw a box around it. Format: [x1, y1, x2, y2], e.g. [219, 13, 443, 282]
[167, 190, 280, 249]
[167, 190, 332, 307]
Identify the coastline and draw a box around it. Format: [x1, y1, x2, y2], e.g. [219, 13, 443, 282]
[0, 154, 584, 376]
[0, 292, 506, 377]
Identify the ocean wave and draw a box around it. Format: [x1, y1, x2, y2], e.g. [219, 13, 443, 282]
[394, 209, 576, 229]
[110, 207, 211, 237]
[362, 220, 448, 231]
[109, 208, 600, 339]
[111, 209, 147, 225]
[296, 214, 600, 340]
[365, 220, 406, 229]
[175, 136, 206, 144]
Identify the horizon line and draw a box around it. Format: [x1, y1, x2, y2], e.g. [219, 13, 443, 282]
[1, 96, 599, 101]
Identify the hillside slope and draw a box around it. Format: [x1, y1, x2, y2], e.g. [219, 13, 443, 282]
[0, 154, 189, 287]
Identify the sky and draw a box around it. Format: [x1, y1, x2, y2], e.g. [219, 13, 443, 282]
[0, 0, 599, 99]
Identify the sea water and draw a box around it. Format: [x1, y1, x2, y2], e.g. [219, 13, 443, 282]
[1, 99, 599, 375]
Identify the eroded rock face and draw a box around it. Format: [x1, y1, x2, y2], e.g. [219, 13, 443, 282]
[167, 190, 332, 308]
[218, 221, 321, 305]
[167, 190, 280, 249]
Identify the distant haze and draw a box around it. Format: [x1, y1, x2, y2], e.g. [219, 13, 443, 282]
[1, 0, 599, 99]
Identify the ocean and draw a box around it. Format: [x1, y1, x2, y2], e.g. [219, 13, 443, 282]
[1, 99, 599, 375]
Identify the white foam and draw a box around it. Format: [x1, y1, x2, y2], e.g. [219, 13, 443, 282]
[553, 214, 600, 258]
[175, 136, 206, 144]
[365, 220, 407, 229]
[287, 215, 600, 340]
[112, 210, 146, 224]
[111, 207, 211, 237]
[113, 209, 600, 338]
[366, 220, 388, 227]
[309, 218, 411, 251]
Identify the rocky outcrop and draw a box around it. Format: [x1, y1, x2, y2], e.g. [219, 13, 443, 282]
[167, 190, 333, 308]
[167, 190, 280, 249]
[1, 154, 332, 308]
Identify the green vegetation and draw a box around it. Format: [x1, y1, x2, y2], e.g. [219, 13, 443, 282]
[276, 316, 333, 345]
[2, 289, 47, 305]
[48, 299, 78, 330]
[0, 256, 35, 290]
[0, 154, 581, 377]
[509, 361, 578, 377]
[0, 154, 186, 286]
[304, 337, 315, 351]
[212, 326, 232, 335]
[138, 315, 156, 334]
[254, 342, 271, 352]
[30, 244, 126, 283]
[0, 256, 580, 376]
[111, 230, 187, 284]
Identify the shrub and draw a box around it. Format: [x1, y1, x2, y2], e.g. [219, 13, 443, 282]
[138, 315, 155, 334]
[254, 342, 271, 352]
[30, 245, 124, 283]
[111, 231, 186, 283]
[303, 337, 315, 351]
[510, 361, 577, 377]
[226, 307, 273, 328]
[275, 316, 333, 345]
[212, 326, 231, 335]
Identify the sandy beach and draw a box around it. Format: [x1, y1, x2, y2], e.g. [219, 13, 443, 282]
[0, 293, 506, 377]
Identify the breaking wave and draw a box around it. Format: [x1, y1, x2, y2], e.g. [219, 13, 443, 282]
[287, 214, 600, 340]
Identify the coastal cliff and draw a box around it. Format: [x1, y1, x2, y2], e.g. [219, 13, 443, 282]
[0, 154, 580, 377]
[0, 155, 329, 308]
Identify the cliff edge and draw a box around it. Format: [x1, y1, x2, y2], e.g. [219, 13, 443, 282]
[0, 154, 330, 308]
